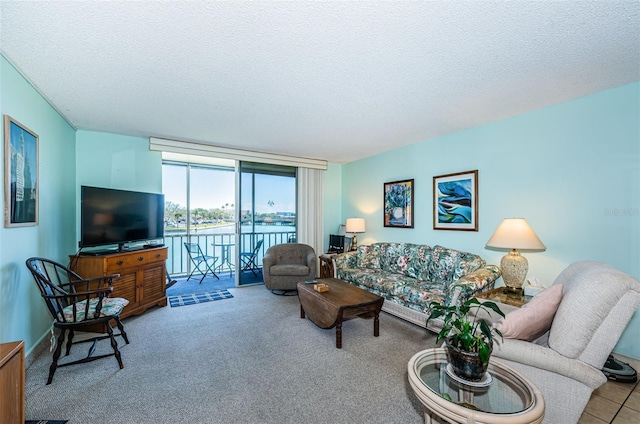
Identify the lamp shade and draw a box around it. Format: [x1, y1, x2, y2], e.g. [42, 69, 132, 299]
[485, 218, 546, 251]
[345, 218, 366, 233]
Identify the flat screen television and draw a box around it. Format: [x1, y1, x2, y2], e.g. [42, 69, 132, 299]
[80, 186, 164, 251]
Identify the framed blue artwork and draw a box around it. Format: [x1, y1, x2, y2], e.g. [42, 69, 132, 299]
[433, 170, 478, 231]
[4, 115, 38, 227]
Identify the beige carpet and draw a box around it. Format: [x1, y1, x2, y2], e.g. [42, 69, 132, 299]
[25, 285, 436, 423]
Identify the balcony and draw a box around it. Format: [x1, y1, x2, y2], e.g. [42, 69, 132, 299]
[163, 230, 296, 278]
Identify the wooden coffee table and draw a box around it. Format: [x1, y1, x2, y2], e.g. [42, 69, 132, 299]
[297, 278, 384, 348]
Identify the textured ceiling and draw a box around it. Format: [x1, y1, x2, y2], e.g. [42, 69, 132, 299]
[1, 1, 638, 164]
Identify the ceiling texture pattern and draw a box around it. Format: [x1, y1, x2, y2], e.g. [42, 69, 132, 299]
[1, 1, 638, 164]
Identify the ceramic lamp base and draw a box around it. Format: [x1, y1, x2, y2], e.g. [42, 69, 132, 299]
[500, 249, 528, 290]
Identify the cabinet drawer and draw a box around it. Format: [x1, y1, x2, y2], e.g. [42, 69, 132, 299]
[147, 248, 168, 263]
[106, 252, 151, 270]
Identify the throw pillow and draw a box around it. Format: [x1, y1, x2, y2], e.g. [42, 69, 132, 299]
[494, 284, 563, 341]
[356, 245, 381, 269]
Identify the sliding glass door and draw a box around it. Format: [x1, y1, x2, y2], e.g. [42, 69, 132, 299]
[162, 160, 236, 283]
[238, 162, 297, 286]
[162, 159, 296, 287]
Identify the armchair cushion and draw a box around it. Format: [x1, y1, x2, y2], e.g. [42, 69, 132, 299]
[494, 284, 563, 341]
[269, 264, 310, 276]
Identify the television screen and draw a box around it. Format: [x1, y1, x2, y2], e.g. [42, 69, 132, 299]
[80, 186, 164, 249]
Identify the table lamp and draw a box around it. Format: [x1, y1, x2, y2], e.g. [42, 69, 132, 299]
[345, 218, 366, 251]
[485, 218, 546, 293]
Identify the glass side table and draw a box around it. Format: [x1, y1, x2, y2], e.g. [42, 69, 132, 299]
[408, 348, 544, 424]
[475, 287, 532, 308]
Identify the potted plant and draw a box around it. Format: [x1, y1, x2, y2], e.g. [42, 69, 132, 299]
[427, 298, 505, 381]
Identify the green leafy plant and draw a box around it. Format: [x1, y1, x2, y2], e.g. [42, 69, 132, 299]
[427, 298, 505, 364]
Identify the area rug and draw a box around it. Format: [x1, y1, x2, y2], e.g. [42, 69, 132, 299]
[26, 421, 68, 424]
[168, 289, 234, 307]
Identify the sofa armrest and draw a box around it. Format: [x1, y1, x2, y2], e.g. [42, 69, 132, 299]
[334, 251, 357, 269]
[493, 338, 607, 390]
[447, 265, 501, 302]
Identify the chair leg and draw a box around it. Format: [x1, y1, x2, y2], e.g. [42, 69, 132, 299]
[186, 267, 197, 281]
[105, 322, 124, 370]
[65, 329, 75, 356]
[205, 262, 220, 281]
[48, 328, 66, 385]
[114, 317, 129, 344]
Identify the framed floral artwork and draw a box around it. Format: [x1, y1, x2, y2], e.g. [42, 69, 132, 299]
[433, 170, 478, 231]
[4, 115, 38, 227]
[384, 179, 414, 228]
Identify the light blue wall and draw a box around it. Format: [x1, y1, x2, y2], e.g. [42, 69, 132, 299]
[0, 56, 77, 354]
[75, 131, 162, 193]
[75, 130, 163, 247]
[337, 82, 640, 359]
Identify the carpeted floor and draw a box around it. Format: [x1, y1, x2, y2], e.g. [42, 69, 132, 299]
[24, 285, 434, 423]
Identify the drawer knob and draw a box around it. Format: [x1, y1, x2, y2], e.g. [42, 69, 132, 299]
[117, 260, 124, 265]
[138, 256, 144, 261]
[155, 253, 161, 258]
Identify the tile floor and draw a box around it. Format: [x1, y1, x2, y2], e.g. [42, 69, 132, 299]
[579, 355, 640, 424]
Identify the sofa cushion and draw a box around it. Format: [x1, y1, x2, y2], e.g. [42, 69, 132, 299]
[378, 242, 409, 274]
[404, 244, 433, 280]
[393, 279, 447, 311]
[428, 245, 485, 287]
[494, 284, 563, 341]
[356, 245, 381, 269]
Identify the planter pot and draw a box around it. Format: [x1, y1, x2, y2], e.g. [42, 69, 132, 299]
[445, 339, 492, 382]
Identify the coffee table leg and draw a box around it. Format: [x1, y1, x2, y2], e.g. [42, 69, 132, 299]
[300, 305, 305, 319]
[336, 323, 342, 349]
[374, 312, 380, 337]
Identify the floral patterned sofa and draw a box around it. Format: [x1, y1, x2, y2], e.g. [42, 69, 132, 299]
[333, 242, 501, 331]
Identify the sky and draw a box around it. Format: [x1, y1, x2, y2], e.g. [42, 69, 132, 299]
[162, 164, 295, 214]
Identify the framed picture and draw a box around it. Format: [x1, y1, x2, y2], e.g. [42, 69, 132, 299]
[4, 115, 38, 227]
[384, 179, 414, 228]
[433, 170, 478, 231]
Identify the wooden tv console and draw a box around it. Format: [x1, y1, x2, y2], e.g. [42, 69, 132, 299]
[70, 246, 168, 320]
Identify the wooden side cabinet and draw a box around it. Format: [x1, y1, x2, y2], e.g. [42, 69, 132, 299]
[319, 253, 337, 279]
[0, 341, 25, 424]
[70, 247, 168, 319]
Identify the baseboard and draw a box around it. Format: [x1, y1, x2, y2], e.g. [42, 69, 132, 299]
[25, 332, 50, 369]
[381, 301, 443, 333]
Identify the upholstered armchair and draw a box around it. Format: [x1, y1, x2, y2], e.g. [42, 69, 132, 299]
[262, 243, 317, 293]
[480, 261, 640, 424]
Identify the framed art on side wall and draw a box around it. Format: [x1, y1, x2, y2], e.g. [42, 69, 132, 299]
[384, 179, 414, 228]
[433, 170, 477, 231]
[4, 115, 39, 227]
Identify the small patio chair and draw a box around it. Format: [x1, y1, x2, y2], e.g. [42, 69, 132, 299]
[25, 257, 130, 384]
[240, 239, 263, 276]
[184, 242, 219, 283]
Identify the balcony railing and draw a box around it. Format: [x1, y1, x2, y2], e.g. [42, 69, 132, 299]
[164, 231, 296, 277]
